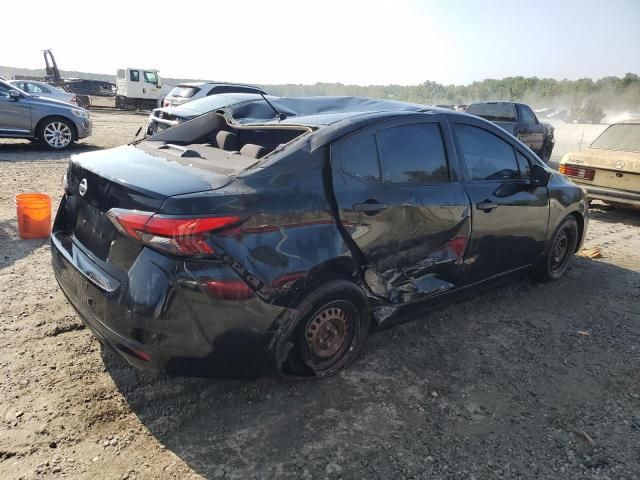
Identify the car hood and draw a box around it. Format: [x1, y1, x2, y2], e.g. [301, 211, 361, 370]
[562, 147, 640, 174]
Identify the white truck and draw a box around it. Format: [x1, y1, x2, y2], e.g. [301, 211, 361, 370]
[115, 68, 163, 110]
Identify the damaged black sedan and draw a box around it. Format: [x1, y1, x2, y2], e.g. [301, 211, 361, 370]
[51, 96, 588, 378]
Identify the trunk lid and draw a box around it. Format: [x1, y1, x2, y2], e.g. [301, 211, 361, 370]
[563, 148, 640, 192]
[565, 147, 640, 174]
[62, 144, 235, 266]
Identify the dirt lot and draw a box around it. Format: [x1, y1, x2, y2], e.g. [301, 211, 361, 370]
[1, 112, 639, 480]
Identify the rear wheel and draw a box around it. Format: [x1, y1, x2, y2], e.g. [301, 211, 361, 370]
[535, 216, 579, 281]
[37, 118, 75, 150]
[286, 280, 371, 377]
[540, 141, 553, 162]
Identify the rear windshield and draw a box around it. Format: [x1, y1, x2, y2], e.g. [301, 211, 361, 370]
[590, 124, 640, 153]
[169, 86, 200, 98]
[175, 93, 261, 115]
[466, 103, 517, 122]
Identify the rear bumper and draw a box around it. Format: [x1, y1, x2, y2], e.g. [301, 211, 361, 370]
[51, 232, 290, 377]
[582, 184, 640, 207]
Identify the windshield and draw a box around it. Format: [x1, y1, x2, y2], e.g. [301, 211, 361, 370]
[590, 124, 640, 152]
[174, 93, 265, 115]
[169, 86, 200, 98]
[466, 103, 517, 122]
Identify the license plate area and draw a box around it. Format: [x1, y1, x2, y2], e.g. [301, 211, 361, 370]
[58, 262, 107, 320]
[73, 200, 118, 261]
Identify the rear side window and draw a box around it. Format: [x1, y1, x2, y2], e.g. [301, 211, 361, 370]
[377, 123, 449, 184]
[454, 124, 520, 181]
[341, 134, 381, 183]
[130, 70, 140, 82]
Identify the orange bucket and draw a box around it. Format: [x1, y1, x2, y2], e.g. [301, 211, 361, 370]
[15, 193, 52, 239]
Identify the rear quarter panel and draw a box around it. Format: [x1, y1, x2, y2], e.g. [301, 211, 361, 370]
[159, 148, 358, 306]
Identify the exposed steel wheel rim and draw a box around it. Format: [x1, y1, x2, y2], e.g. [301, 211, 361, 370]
[550, 228, 571, 274]
[43, 121, 72, 148]
[305, 305, 350, 359]
[303, 300, 358, 374]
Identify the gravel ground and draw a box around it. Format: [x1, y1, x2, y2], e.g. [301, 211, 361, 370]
[1, 112, 639, 480]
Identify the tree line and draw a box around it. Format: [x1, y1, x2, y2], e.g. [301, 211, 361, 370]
[2, 65, 638, 110]
[262, 74, 640, 110]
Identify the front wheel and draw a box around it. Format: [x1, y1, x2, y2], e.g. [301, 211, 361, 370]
[535, 216, 579, 281]
[285, 280, 371, 377]
[37, 118, 75, 150]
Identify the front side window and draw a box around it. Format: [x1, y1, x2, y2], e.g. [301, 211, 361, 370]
[340, 134, 381, 183]
[454, 124, 520, 181]
[0, 84, 9, 98]
[520, 105, 537, 126]
[130, 70, 140, 82]
[377, 123, 449, 184]
[144, 71, 158, 84]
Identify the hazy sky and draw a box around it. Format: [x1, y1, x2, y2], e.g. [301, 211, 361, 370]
[4, 0, 639, 86]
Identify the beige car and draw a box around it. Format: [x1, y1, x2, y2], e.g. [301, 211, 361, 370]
[559, 121, 640, 209]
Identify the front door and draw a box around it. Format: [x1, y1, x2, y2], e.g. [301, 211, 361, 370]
[451, 120, 549, 286]
[0, 84, 31, 134]
[331, 118, 471, 303]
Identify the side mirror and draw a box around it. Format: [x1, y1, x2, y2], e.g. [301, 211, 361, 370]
[531, 164, 551, 187]
[9, 90, 21, 100]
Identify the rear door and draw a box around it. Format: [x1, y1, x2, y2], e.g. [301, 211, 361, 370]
[451, 119, 549, 285]
[517, 104, 544, 155]
[331, 117, 471, 303]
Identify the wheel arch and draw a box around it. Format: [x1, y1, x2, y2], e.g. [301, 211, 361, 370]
[287, 256, 363, 308]
[568, 210, 586, 252]
[35, 115, 78, 141]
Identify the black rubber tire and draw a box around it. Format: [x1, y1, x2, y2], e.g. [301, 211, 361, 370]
[36, 117, 76, 150]
[286, 279, 371, 378]
[540, 142, 553, 163]
[534, 216, 579, 281]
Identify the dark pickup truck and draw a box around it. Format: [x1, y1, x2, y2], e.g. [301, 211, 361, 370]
[466, 101, 555, 162]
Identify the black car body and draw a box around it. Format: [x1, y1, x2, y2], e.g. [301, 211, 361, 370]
[51, 97, 588, 378]
[146, 93, 265, 136]
[466, 101, 555, 161]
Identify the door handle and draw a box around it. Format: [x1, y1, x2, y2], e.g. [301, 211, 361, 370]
[352, 202, 388, 213]
[476, 200, 498, 212]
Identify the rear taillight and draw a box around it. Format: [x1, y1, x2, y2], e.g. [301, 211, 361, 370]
[106, 209, 241, 256]
[559, 164, 595, 181]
